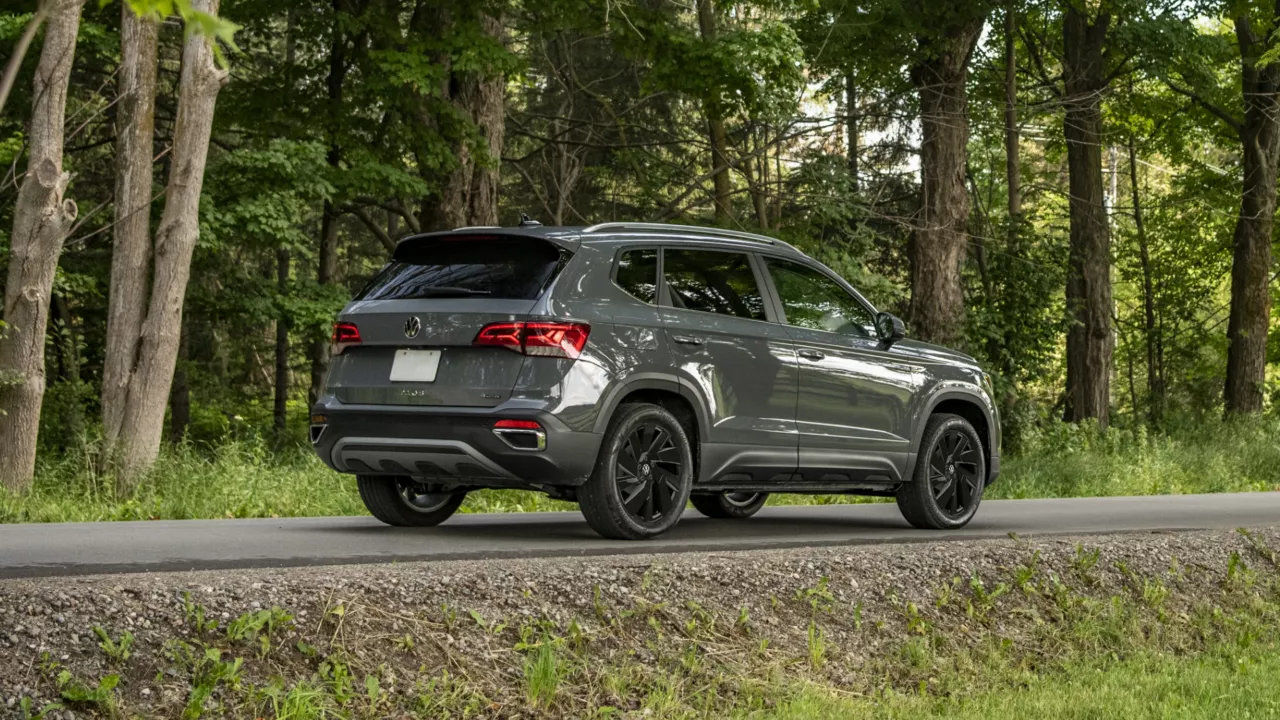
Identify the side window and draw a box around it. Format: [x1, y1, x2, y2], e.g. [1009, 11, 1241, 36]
[765, 258, 875, 337]
[663, 248, 767, 320]
[615, 248, 658, 304]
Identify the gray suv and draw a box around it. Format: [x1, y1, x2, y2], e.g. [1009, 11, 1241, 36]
[311, 222, 1000, 539]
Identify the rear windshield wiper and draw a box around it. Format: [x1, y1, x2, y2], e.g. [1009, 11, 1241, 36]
[416, 287, 494, 297]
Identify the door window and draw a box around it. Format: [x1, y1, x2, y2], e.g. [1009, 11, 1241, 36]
[765, 258, 875, 337]
[614, 248, 658, 303]
[663, 249, 767, 320]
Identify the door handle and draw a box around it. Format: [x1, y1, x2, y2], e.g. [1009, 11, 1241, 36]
[798, 350, 825, 361]
[672, 335, 703, 346]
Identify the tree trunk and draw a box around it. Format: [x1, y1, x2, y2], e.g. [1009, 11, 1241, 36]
[113, 0, 228, 480]
[846, 70, 859, 194]
[415, 9, 506, 231]
[308, 0, 350, 406]
[697, 0, 732, 224]
[1128, 138, 1161, 425]
[907, 8, 984, 346]
[1004, 3, 1020, 229]
[167, 326, 189, 444]
[0, 0, 83, 492]
[1062, 3, 1113, 427]
[1224, 12, 1280, 416]
[274, 249, 290, 439]
[102, 6, 159, 456]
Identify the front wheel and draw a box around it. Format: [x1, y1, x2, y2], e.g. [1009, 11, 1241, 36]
[896, 414, 986, 529]
[357, 476, 467, 527]
[690, 492, 768, 519]
[578, 403, 694, 539]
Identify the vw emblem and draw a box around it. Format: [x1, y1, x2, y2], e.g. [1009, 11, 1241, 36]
[404, 316, 422, 339]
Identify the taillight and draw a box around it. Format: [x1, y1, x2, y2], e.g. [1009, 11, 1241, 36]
[473, 321, 590, 359]
[494, 419, 542, 430]
[331, 322, 361, 355]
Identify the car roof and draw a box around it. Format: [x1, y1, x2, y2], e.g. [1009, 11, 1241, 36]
[393, 222, 808, 258]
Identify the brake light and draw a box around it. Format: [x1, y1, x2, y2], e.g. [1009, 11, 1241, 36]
[473, 321, 590, 359]
[494, 419, 542, 430]
[331, 322, 361, 355]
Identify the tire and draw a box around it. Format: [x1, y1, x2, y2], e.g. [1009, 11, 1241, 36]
[579, 403, 694, 540]
[896, 413, 986, 529]
[357, 475, 467, 527]
[690, 492, 768, 519]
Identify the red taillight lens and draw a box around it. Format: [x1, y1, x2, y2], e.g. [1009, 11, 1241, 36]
[523, 322, 590, 358]
[473, 322, 524, 351]
[494, 419, 542, 430]
[473, 321, 590, 359]
[331, 322, 361, 355]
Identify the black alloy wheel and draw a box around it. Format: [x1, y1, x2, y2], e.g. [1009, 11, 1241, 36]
[579, 403, 694, 539]
[896, 413, 986, 529]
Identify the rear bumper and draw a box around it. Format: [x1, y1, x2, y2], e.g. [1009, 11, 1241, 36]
[310, 401, 602, 488]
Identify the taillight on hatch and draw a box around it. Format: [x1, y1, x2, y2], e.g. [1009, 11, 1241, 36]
[473, 321, 590, 359]
[331, 322, 361, 355]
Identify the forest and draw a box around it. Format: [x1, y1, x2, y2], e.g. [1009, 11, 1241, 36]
[2, 0, 1280, 512]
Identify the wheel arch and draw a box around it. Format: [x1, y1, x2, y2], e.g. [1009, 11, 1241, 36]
[910, 390, 997, 484]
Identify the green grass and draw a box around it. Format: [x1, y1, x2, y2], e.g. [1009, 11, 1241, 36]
[3, 415, 1278, 523]
[767, 643, 1280, 719]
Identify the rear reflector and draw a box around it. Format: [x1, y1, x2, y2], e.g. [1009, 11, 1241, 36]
[474, 321, 590, 359]
[331, 322, 361, 355]
[494, 419, 542, 430]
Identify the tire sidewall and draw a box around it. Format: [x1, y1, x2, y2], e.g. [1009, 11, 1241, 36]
[912, 415, 986, 528]
[592, 404, 694, 537]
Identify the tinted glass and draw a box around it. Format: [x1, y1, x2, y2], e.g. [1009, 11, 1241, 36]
[664, 249, 766, 320]
[766, 258, 875, 337]
[615, 248, 658, 303]
[357, 237, 565, 301]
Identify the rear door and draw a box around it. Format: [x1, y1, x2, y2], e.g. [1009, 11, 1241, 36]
[761, 256, 921, 483]
[657, 246, 798, 484]
[326, 234, 570, 407]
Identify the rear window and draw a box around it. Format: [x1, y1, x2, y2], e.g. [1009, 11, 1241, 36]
[357, 236, 568, 301]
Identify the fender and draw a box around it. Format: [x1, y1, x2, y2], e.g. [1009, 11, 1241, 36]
[590, 372, 710, 442]
[904, 387, 999, 482]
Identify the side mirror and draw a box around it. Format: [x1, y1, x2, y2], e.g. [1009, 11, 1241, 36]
[875, 311, 906, 349]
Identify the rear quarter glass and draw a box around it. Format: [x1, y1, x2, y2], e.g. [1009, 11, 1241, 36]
[357, 235, 571, 301]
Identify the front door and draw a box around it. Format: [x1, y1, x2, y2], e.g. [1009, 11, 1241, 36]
[761, 256, 921, 484]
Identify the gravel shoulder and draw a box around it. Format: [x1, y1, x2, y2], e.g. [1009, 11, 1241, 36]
[3, 526, 1279, 718]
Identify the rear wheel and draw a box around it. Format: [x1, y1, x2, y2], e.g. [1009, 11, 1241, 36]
[579, 403, 694, 539]
[690, 492, 768, 519]
[896, 414, 985, 529]
[357, 476, 467, 527]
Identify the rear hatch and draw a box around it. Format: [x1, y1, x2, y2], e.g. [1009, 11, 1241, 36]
[327, 234, 571, 407]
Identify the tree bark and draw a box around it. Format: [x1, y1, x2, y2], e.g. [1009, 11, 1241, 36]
[907, 7, 984, 346]
[846, 70, 859, 194]
[113, 0, 228, 480]
[1004, 3, 1020, 229]
[415, 8, 506, 231]
[1224, 10, 1280, 416]
[167, 326, 189, 444]
[274, 249, 290, 438]
[697, 0, 732, 224]
[0, 0, 83, 492]
[1062, 3, 1113, 427]
[102, 6, 159, 456]
[1128, 138, 1161, 425]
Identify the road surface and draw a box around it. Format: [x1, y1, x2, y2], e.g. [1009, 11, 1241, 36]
[2, 492, 1278, 578]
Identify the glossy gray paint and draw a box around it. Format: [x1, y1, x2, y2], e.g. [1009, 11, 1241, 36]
[311, 224, 1001, 496]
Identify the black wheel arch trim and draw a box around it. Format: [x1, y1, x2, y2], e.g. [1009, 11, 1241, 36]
[590, 373, 709, 442]
[907, 389, 999, 484]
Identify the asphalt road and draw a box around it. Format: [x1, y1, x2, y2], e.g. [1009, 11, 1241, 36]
[2, 492, 1278, 579]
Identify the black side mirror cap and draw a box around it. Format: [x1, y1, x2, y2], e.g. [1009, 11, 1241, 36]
[875, 311, 906, 349]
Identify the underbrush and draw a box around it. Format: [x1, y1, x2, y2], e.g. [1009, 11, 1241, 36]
[3, 415, 1278, 523]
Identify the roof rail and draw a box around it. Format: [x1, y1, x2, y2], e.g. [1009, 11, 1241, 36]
[581, 222, 800, 253]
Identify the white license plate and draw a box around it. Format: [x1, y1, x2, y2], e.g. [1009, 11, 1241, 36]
[389, 349, 441, 382]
